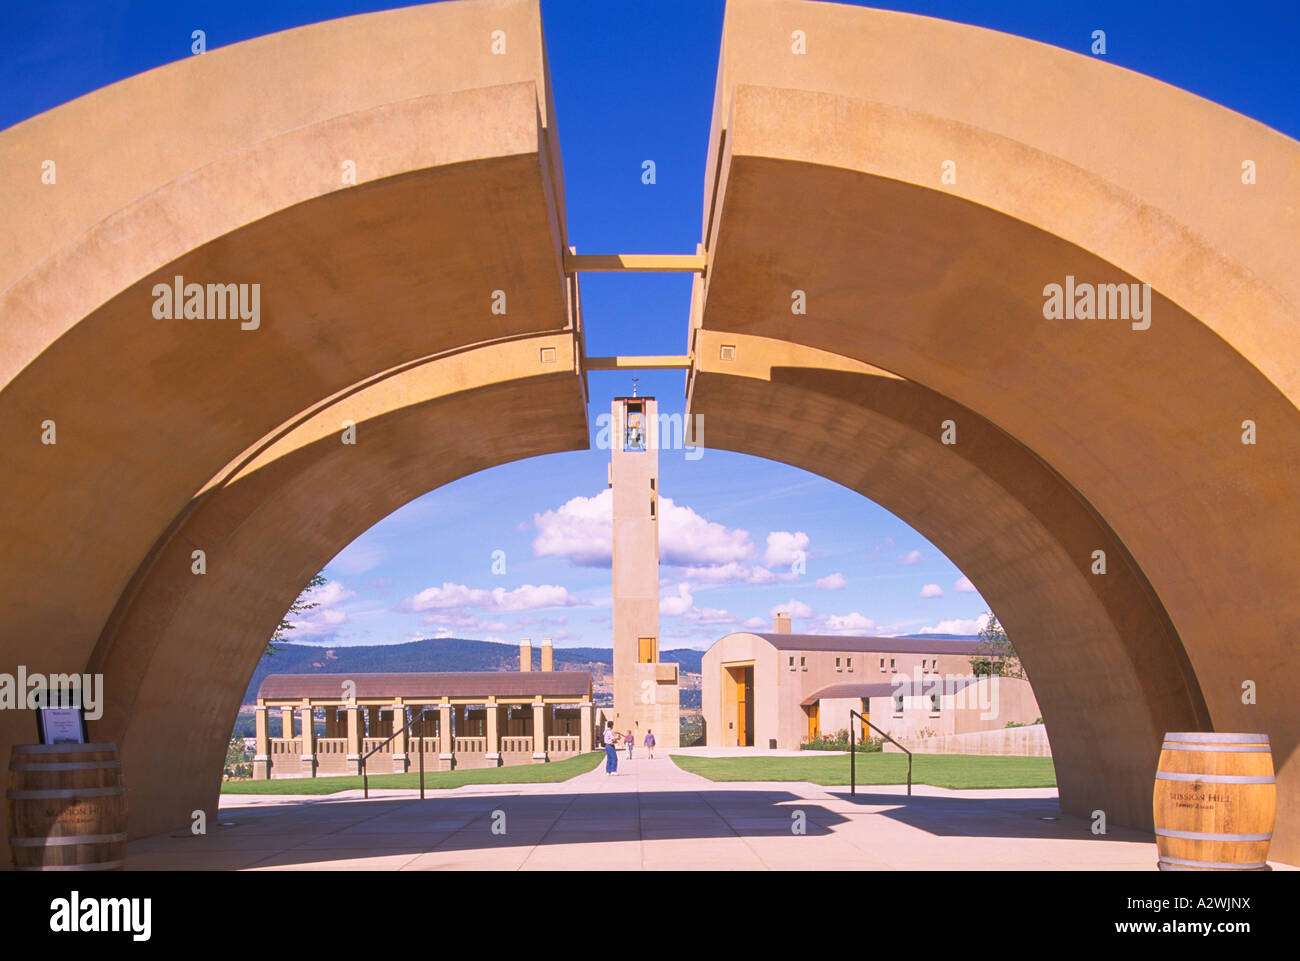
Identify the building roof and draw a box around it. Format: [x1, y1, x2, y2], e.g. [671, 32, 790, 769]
[257, 671, 592, 701]
[753, 633, 982, 655]
[801, 676, 983, 706]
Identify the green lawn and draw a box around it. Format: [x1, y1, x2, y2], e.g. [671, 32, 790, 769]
[671, 752, 1056, 789]
[221, 751, 604, 795]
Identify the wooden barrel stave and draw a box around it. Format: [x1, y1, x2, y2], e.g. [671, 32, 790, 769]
[7, 742, 128, 871]
[1153, 732, 1275, 871]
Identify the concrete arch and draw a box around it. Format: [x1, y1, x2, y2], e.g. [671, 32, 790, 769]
[89, 335, 587, 838]
[696, 1, 1300, 860]
[0, 0, 585, 846]
[689, 331, 1206, 829]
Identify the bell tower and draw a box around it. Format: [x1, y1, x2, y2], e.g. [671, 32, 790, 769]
[609, 392, 679, 747]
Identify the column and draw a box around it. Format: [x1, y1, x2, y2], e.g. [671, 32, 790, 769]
[485, 699, 501, 767]
[280, 706, 295, 742]
[532, 697, 547, 763]
[391, 700, 408, 774]
[324, 709, 337, 739]
[438, 699, 453, 771]
[346, 705, 361, 774]
[579, 700, 593, 753]
[253, 704, 270, 779]
[299, 702, 316, 777]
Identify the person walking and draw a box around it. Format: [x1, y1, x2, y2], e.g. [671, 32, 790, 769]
[644, 729, 655, 759]
[603, 721, 619, 775]
[625, 728, 635, 761]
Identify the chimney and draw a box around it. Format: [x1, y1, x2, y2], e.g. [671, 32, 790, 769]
[519, 638, 532, 671]
[541, 637, 553, 672]
[774, 612, 792, 634]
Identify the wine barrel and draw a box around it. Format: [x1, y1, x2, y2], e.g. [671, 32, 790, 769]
[6, 742, 127, 871]
[1153, 732, 1274, 871]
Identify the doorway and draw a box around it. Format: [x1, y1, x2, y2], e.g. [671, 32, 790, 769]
[724, 664, 754, 747]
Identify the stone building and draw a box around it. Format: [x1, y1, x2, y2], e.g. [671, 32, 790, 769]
[702, 614, 1039, 749]
[253, 639, 593, 779]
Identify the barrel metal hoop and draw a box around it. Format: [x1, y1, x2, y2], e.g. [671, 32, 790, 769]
[1160, 744, 1272, 753]
[1154, 772, 1276, 784]
[1162, 733, 1270, 744]
[5, 786, 126, 799]
[10, 761, 122, 771]
[10, 832, 128, 846]
[1158, 856, 1269, 870]
[11, 743, 118, 754]
[1156, 827, 1273, 842]
[15, 860, 125, 871]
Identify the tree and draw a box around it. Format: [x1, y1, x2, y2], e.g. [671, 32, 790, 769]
[969, 612, 1025, 678]
[265, 572, 327, 657]
[224, 736, 250, 779]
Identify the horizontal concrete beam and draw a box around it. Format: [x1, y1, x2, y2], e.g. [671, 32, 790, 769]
[564, 253, 706, 273]
[586, 355, 691, 370]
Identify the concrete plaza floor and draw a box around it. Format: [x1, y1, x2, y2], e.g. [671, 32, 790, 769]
[123, 753, 1291, 871]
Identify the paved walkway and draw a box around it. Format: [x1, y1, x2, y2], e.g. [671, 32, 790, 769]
[122, 754, 1283, 870]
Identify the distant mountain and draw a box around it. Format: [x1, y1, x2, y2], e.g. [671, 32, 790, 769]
[243, 637, 704, 705]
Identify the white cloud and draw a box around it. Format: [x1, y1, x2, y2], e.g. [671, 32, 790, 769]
[815, 572, 846, 591]
[532, 489, 755, 568]
[419, 612, 510, 632]
[660, 583, 695, 617]
[742, 616, 767, 629]
[954, 576, 977, 593]
[404, 582, 584, 613]
[658, 582, 738, 627]
[919, 583, 944, 598]
[284, 580, 356, 638]
[678, 562, 776, 585]
[764, 530, 809, 568]
[817, 612, 878, 634]
[769, 599, 813, 619]
[899, 550, 923, 566]
[916, 612, 992, 635]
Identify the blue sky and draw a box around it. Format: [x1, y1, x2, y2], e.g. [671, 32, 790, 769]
[6, 1, 1297, 649]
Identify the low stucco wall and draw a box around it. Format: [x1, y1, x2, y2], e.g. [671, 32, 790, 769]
[884, 723, 1052, 757]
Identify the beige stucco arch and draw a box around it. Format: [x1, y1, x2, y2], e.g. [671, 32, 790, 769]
[89, 335, 587, 838]
[0, 0, 586, 849]
[689, 331, 1206, 830]
[694, 0, 1300, 861]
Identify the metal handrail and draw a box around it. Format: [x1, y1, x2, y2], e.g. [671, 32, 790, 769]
[849, 710, 911, 797]
[360, 709, 434, 799]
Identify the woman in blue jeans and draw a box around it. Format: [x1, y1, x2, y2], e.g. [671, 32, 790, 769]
[603, 721, 620, 774]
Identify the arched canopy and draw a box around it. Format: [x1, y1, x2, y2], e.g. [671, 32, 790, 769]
[692, 0, 1300, 862]
[0, 0, 587, 845]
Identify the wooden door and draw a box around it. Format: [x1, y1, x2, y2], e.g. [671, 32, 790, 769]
[736, 669, 749, 746]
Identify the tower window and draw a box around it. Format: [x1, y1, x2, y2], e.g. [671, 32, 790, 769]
[650, 498, 656, 518]
[624, 406, 646, 451]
